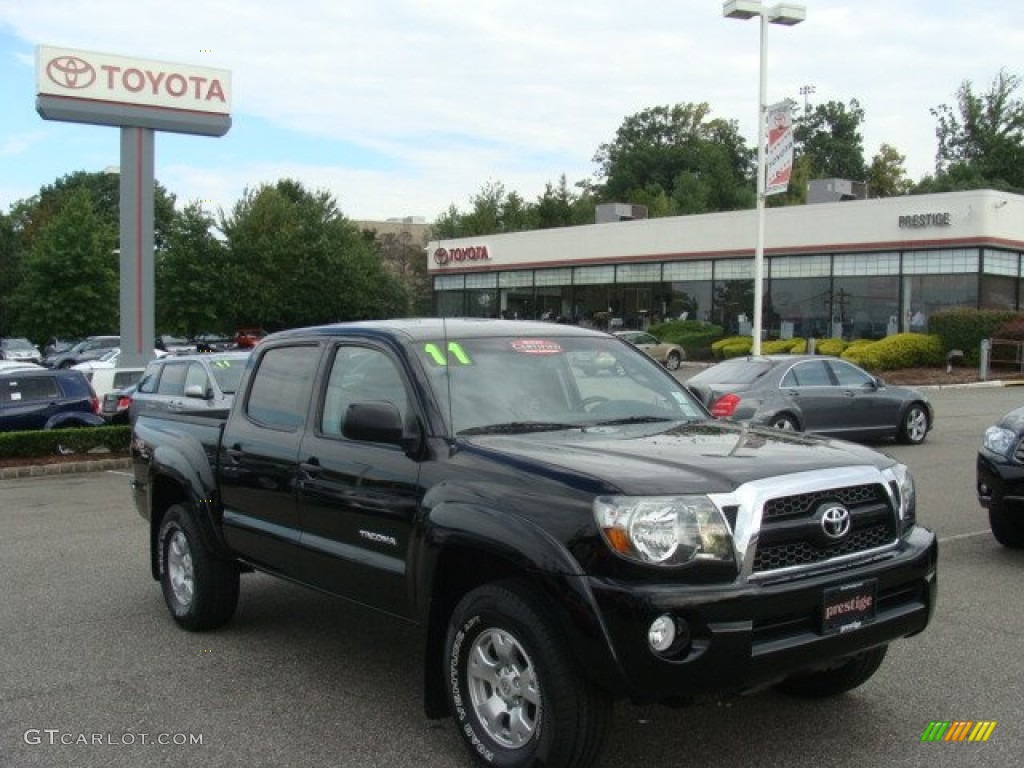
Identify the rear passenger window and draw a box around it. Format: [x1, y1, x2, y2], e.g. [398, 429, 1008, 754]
[246, 345, 320, 430]
[1, 376, 60, 402]
[156, 364, 188, 395]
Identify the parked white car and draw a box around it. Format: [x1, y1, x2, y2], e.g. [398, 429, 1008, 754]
[73, 348, 166, 372]
[78, 367, 147, 400]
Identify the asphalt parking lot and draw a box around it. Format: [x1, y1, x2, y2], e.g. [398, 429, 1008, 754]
[1, 385, 1023, 767]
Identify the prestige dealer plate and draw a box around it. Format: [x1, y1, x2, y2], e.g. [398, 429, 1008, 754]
[822, 579, 877, 634]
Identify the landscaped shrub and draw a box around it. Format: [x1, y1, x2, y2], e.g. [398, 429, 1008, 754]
[711, 335, 752, 358]
[815, 338, 848, 357]
[0, 425, 130, 459]
[648, 320, 725, 360]
[840, 333, 944, 371]
[761, 338, 801, 354]
[790, 338, 808, 354]
[928, 308, 1021, 364]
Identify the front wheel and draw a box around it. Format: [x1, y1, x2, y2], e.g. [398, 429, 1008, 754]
[445, 581, 611, 768]
[775, 645, 888, 698]
[665, 351, 682, 371]
[158, 504, 239, 631]
[989, 501, 1024, 548]
[897, 403, 929, 445]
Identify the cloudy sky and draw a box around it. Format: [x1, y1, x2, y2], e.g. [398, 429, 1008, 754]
[1, 1, 1020, 222]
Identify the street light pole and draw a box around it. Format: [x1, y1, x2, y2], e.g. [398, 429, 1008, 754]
[723, 1, 805, 356]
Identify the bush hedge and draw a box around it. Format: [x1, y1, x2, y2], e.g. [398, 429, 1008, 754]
[0, 425, 130, 459]
[928, 308, 1021, 364]
[840, 333, 944, 371]
[648, 320, 725, 360]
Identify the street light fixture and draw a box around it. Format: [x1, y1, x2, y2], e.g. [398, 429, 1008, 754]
[723, 0, 805, 355]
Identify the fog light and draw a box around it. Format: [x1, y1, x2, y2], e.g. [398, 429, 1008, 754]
[648, 615, 676, 653]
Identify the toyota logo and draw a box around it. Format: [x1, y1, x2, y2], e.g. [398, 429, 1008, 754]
[820, 504, 852, 540]
[434, 247, 450, 266]
[46, 56, 96, 89]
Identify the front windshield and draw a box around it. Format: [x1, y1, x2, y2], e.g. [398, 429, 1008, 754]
[208, 357, 247, 394]
[415, 333, 706, 435]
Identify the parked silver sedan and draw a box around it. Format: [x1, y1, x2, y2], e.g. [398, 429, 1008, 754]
[685, 354, 933, 444]
[613, 330, 686, 370]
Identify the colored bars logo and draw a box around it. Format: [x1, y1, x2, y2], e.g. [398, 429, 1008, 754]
[921, 721, 997, 742]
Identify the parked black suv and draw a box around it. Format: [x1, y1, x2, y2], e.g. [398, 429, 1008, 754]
[0, 369, 104, 431]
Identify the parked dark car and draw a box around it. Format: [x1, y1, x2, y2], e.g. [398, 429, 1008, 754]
[101, 383, 137, 425]
[155, 334, 196, 355]
[0, 369, 103, 431]
[685, 354, 933, 444]
[193, 333, 232, 353]
[977, 406, 1024, 548]
[0, 337, 43, 365]
[129, 351, 249, 423]
[45, 335, 120, 369]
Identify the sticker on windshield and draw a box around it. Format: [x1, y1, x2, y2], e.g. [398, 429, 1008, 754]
[510, 339, 563, 355]
[423, 342, 473, 366]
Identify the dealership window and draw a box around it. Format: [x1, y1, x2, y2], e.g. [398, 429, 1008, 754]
[981, 250, 1020, 310]
[832, 276, 900, 339]
[712, 259, 754, 334]
[574, 265, 615, 285]
[770, 255, 831, 279]
[616, 263, 662, 283]
[769, 277, 831, 339]
[667, 280, 713, 322]
[833, 252, 900, 277]
[902, 274, 979, 331]
[436, 291, 465, 317]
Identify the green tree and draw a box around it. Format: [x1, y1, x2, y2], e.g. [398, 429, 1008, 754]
[535, 175, 595, 229]
[592, 103, 754, 215]
[866, 143, 913, 197]
[12, 188, 118, 341]
[432, 181, 538, 238]
[929, 69, 1024, 190]
[219, 179, 407, 329]
[156, 203, 226, 337]
[371, 229, 431, 315]
[794, 99, 867, 181]
[0, 212, 18, 336]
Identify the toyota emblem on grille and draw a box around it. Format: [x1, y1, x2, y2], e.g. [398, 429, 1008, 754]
[46, 56, 96, 89]
[820, 504, 852, 540]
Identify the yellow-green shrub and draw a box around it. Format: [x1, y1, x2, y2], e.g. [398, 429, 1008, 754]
[711, 336, 752, 358]
[816, 338, 847, 357]
[840, 333, 943, 370]
[761, 338, 802, 354]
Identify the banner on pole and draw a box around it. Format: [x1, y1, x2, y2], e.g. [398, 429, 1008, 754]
[765, 101, 795, 196]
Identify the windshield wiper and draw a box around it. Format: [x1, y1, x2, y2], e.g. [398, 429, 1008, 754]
[587, 415, 676, 427]
[458, 421, 581, 436]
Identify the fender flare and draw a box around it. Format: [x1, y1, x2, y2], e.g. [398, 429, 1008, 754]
[415, 501, 627, 717]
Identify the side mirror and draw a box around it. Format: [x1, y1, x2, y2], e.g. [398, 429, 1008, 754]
[184, 384, 209, 399]
[343, 401, 419, 453]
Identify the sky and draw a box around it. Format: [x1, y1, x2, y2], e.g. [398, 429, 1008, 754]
[1, 1, 1021, 223]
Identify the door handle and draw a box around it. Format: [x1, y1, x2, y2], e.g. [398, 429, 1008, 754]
[300, 457, 322, 477]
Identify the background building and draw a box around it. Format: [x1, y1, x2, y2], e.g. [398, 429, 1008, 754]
[427, 189, 1024, 338]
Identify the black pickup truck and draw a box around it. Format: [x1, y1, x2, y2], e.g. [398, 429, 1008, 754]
[131, 318, 937, 768]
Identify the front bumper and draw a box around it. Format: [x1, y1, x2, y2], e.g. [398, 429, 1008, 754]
[977, 449, 1024, 510]
[586, 526, 937, 703]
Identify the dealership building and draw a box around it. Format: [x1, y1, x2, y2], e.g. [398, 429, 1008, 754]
[426, 188, 1024, 340]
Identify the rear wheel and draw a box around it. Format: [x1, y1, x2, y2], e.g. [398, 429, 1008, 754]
[776, 645, 888, 698]
[897, 403, 929, 444]
[771, 413, 799, 431]
[158, 504, 239, 631]
[989, 501, 1024, 548]
[445, 581, 612, 768]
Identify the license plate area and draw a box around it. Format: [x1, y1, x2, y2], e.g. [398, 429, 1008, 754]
[822, 579, 877, 634]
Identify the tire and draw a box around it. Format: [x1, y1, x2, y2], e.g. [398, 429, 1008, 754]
[775, 645, 888, 698]
[665, 351, 682, 371]
[989, 501, 1024, 548]
[445, 581, 612, 768]
[897, 403, 929, 445]
[158, 504, 239, 631]
[771, 413, 799, 431]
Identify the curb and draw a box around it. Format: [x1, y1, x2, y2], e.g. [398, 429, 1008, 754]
[0, 457, 131, 481]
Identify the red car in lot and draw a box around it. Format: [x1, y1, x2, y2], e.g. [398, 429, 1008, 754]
[233, 328, 266, 349]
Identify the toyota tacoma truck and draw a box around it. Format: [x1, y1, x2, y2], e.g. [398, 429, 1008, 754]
[131, 318, 937, 768]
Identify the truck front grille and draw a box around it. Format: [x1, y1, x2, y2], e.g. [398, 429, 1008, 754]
[751, 482, 897, 575]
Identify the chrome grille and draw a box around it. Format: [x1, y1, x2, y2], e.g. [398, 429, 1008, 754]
[752, 482, 897, 574]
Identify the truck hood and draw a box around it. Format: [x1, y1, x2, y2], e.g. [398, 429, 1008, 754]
[462, 419, 894, 496]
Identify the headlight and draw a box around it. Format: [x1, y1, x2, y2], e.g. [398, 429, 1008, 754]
[882, 463, 916, 532]
[594, 496, 734, 566]
[983, 426, 1017, 457]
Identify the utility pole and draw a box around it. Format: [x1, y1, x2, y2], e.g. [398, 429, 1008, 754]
[799, 84, 816, 115]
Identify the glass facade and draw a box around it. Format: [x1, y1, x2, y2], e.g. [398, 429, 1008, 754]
[433, 247, 1024, 338]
